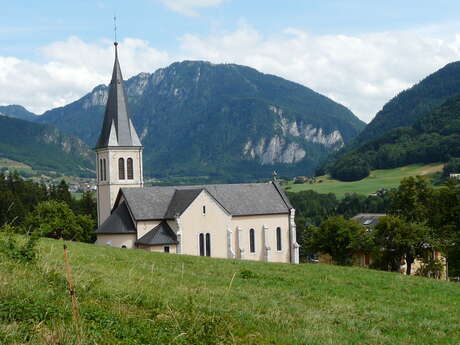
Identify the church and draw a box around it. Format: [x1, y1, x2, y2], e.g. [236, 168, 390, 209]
[95, 42, 299, 264]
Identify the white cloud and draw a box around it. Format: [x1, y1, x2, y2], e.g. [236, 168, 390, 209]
[0, 37, 172, 114]
[1, 24, 460, 121]
[158, 0, 224, 16]
[179, 24, 460, 122]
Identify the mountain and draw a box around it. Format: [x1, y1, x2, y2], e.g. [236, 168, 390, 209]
[355, 61, 460, 146]
[329, 94, 460, 181]
[0, 105, 38, 122]
[0, 116, 94, 176]
[318, 61, 460, 180]
[37, 60, 364, 181]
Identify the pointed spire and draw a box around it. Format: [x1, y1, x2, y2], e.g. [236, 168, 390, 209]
[95, 42, 141, 149]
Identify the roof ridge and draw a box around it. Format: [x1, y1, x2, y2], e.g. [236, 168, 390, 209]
[271, 181, 293, 210]
[164, 188, 204, 219]
[136, 221, 178, 245]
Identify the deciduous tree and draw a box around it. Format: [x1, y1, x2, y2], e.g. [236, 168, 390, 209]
[306, 216, 373, 265]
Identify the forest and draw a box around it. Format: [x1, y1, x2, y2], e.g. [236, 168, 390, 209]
[0, 171, 96, 242]
[329, 94, 460, 181]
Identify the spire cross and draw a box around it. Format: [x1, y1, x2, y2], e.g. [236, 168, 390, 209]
[113, 15, 118, 45]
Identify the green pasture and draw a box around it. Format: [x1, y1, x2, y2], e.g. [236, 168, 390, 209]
[0, 237, 458, 344]
[285, 164, 444, 198]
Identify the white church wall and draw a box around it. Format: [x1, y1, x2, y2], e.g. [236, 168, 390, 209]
[179, 191, 231, 258]
[136, 220, 162, 239]
[231, 214, 290, 263]
[138, 244, 177, 253]
[109, 149, 143, 185]
[96, 234, 137, 248]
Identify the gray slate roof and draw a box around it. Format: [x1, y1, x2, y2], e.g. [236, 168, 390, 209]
[95, 43, 141, 149]
[120, 182, 291, 221]
[164, 189, 203, 219]
[136, 221, 178, 246]
[96, 201, 136, 234]
[352, 213, 386, 227]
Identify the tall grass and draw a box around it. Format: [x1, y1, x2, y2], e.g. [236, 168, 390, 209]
[0, 237, 459, 344]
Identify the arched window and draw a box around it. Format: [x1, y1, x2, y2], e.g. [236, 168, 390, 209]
[199, 233, 205, 256]
[276, 227, 282, 251]
[205, 233, 211, 257]
[103, 159, 107, 181]
[118, 158, 125, 180]
[99, 158, 103, 181]
[249, 228, 255, 253]
[127, 158, 134, 180]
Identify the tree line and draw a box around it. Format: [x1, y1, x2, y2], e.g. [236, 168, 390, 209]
[296, 177, 460, 278]
[0, 171, 96, 242]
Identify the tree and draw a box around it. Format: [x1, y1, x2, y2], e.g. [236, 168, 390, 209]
[372, 216, 430, 274]
[442, 157, 460, 177]
[388, 176, 433, 223]
[330, 156, 370, 182]
[306, 216, 373, 265]
[428, 180, 460, 277]
[49, 180, 72, 206]
[25, 201, 94, 242]
[75, 191, 97, 220]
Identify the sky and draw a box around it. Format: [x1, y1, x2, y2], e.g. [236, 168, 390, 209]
[2, 0, 460, 122]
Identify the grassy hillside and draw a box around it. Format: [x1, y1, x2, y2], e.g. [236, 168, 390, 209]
[0, 116, 94, 177]
[1, 237, 459, 344]
[285, 163, 443, 198]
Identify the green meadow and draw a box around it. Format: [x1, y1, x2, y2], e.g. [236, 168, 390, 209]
[1, 237, 459, 345]
[285, 164, 444, 198]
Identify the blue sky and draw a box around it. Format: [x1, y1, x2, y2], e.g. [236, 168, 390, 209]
[2, 0, 460, 121]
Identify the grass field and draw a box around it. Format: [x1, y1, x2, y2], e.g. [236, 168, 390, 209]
[0, 158, 31, 170]
[0, 158, 35, 175]
[1, 237, 459, 345]
[285, 163, 444, 198]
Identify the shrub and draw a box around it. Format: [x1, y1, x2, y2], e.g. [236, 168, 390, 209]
[415, 258, 445, 279]
[0, 225, 39, 263]
[25, 200, 95, 242]
[239, 269, 257, 279]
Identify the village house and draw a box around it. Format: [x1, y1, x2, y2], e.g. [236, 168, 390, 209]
[319, 213, 447, 279]
[450, 173, 460, 180]
[94, 41, 299, 264]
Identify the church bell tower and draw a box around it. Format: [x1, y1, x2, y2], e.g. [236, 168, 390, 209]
[95, 41, 143, 226]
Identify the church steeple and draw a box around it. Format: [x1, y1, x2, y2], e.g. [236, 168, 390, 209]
[95, 42, 141, 149]
[95, 40, 144, 227]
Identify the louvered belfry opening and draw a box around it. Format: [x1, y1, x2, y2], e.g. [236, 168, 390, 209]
[118, 158, 125, 180]
[127, 158, 133, 179]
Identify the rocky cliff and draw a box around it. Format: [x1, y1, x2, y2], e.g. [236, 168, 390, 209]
[37, 60, 365, 180]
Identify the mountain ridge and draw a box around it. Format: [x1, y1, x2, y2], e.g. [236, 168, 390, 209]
[0, 115, 94, 177]
[35, 60, 365, 180]
[0, 105, 38, 122]
[319, 60, 460, 180]
[329, 93, 460, 181]
[354, 61, 460, 146]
